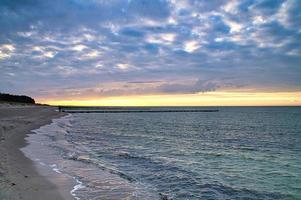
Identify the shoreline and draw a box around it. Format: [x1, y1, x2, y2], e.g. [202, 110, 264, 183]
[0, 105, 75, 200]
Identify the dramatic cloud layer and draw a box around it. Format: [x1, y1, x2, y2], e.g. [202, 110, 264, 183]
[0, 0, 300, 100]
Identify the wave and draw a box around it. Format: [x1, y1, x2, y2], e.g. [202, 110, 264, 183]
[65, 152, 138, 182]
[22, 110, 300, 200]
[22, 114, 160, 200]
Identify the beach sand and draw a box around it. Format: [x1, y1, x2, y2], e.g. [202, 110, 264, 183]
[0, 105, 75, 200]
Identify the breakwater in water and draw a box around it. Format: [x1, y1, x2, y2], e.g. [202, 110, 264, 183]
[58, 106, 219, 113]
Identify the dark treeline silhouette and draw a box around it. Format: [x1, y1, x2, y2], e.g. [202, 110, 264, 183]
[0, 93, 35, 104]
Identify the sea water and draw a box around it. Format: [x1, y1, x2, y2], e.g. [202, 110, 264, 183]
[22, 107, 301, 199]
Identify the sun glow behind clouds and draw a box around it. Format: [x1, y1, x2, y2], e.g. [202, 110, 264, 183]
[42, 91, 301, 106]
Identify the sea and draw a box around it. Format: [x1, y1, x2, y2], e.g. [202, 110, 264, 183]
[21, 107, 301, 200]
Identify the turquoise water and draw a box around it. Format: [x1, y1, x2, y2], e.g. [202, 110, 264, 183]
[24, 107, 301, 199]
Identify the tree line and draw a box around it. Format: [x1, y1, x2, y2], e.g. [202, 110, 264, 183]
[0, 93, 35, 104]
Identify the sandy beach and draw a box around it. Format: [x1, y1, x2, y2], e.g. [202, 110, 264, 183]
[0, 105, 75, 200]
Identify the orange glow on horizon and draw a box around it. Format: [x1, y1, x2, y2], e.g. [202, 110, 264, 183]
[39, 91, 301, 106]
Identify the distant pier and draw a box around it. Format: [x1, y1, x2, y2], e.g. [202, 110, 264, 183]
[58, 106, 219, 113]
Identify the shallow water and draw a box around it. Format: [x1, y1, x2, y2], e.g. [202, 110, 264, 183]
[22, 107, 301, 199]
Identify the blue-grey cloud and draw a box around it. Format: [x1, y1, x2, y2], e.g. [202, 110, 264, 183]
[0, 0, 300, 100]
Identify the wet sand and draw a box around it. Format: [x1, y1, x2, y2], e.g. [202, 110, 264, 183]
[0, 105, 75, 200]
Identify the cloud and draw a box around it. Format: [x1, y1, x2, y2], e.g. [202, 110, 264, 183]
[222, 0, 240, 14]
[223, 19, 243, 33]
[183, 40, 200, 53]
[146, 33, 176, 45]
[0, 44, 15, 59]
[116, 63, 131, 70]
[0, 0, 300, 99]
[275, 0, 301, 30]
[72, 44, 87, 52]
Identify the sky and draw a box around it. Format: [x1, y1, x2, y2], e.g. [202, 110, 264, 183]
[0, 0, 301, 106]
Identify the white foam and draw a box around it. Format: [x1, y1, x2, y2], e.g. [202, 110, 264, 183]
[70, 178, 85, 200]
[50, 164, 62, 174]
